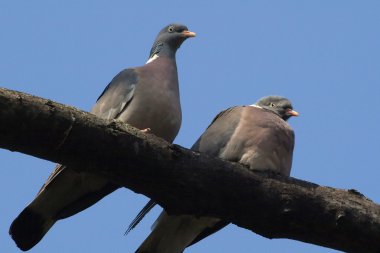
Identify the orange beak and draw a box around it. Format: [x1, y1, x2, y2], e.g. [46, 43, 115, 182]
[286, 109, 299, 117]
[182, 30, 196, 38]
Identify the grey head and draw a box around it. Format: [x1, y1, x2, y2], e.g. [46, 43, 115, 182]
[148, 23, 196, 59]
[255, 96, 299, 121]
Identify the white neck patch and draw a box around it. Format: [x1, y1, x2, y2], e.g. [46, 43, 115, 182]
[146, 54, 159, 64]
[249, 104, 262, 109]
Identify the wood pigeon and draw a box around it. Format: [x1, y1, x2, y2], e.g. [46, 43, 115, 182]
[134, 96, 298, 253]
[9, 23, 195, 251]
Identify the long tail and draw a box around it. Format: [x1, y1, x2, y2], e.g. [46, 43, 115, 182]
[9, 166, 119, 251]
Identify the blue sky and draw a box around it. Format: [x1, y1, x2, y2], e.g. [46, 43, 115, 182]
[1, 1, 380, 252]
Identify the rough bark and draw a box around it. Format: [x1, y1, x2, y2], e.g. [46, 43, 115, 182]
[0, 87, 379, 253]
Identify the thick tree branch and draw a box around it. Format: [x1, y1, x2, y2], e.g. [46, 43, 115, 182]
[1, 87, 379, 253]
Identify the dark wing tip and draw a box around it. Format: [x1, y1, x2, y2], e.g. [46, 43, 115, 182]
[9, 208, 46, 251]
[125, 200, 157, 236]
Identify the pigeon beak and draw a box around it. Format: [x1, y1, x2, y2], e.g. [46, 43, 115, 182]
[286, 109, 299, 117]
[182, 30, 196, 38]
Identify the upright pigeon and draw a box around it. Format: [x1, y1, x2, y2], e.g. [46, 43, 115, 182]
[135, 96, 298, 253]
[9, 23, 195, 251]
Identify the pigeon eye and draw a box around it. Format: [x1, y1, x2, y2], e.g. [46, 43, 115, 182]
[168, 26, 175, 33]
[269, 103, 276, 107]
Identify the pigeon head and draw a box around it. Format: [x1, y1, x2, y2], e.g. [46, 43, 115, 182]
[255, 96, 299, 121]
[148, 24, 196, 59]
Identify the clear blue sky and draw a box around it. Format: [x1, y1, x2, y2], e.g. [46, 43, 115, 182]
[1, 1, 379, 252]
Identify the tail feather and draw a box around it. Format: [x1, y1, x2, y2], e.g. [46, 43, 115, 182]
[135, 212, 220, 253]
[9, 170, 118, 251]
[9, 207, 55, 251]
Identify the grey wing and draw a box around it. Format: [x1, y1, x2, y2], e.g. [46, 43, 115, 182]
[192, 106, 242, 156]
[126, 107, 242, 236]
[30, 69, 139, 216]
[36, 164, 65, 195]
[131, 107, 244, 249]
[184, 107, 244, 247]
[188, 129, 295, 247]
[91, 68, 139, 120]
[36, 68, 139, 212]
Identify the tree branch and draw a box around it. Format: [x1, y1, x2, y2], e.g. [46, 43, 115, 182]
[1, 87, 379, 253]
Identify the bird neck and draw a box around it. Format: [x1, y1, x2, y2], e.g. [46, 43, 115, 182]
[251, 105, 288, 121]
[148, 41, 176, 61]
